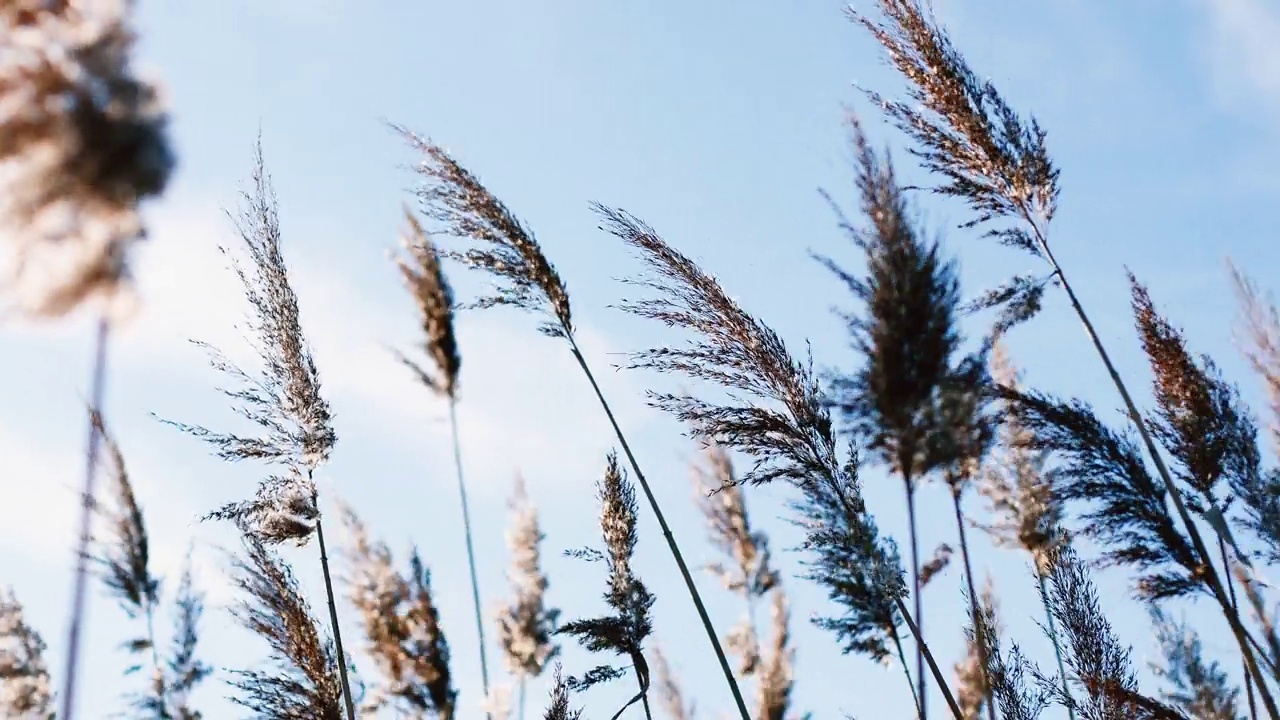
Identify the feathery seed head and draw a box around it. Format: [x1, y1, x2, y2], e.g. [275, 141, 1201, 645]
[1232, 263, 1280, 453]
[228, 537, 344, 719]
[1130, 273, 1260, 504]
[397, 126, 573, 339]
[1148, 605, 1241, 720]
[0, 0, 174, 317]
[754, 590, 795, 720]
[543, 665, 583, 720]
[694, 444, 779, 598]
[206, 467, 319, 546]
[89, 409, 158, 617]
[819, 118, 966, 483]
[602, 204, 905, 662]
[557, 453, 654, 698]
[497, 474, 560, 680]
[0, 588, 53, 719]
[849, 0, 1059, 235]
[395, 207, 461, 398]
[342, 507, 456, 719]
[651, 646, 694, 720]
[978, 343, 1064, 573]
[163, 141, 335, 471]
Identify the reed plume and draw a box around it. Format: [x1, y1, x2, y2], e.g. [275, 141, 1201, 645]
[980, 343, 1073, 718]
[88, 411, 210, 718]
[496, 475, 560, 720]
[1228, 265, 1280, 563]
[543, 665, 583, 720]
[558, 453, 655, 720]
[393, 207, 491, 709]
[1149, 605, 1242, 720]
[1041, 545, 1188, 720]
[596, 204, 962, 718]
[397, 126, 749, 720]
[954, 579, 993, 720]
[692, 447, 795, 720]
[0, 588, 54, 719]
[1131, 273, 1264, 719]
[228, 537, 344, 720]
[966, 582, 1049, 720]
[341, 505, 457, 720]
[852, 3, 1265, 707]
[0, 0, 174, 317]
[160, 140, 353, 718]
[651, 646, 694, 720]
[818, 114, 980, 718]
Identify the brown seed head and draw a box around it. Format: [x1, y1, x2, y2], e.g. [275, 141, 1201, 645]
[395, 207, 461, 398]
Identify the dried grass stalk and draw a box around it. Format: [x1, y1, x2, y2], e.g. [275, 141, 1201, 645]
[754, 591, 794, 720]
[0, 0, 174, 317]
[228, 537, 345, 720]
[558, 453, 655, 720]
[341, 506, 456, 720]
[0, 588, 54, 719]
[543, 665, 584, 720]
[497, 475, 560, 720]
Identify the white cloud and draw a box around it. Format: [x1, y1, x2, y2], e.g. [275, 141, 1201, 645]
[1194, 0, 1280, 118]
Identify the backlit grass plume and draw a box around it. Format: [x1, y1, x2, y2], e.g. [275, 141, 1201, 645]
[558, 453, 655, 720]
[228, 537, 344, 720]
[854, 3, 1264, 708]
[161, 140, 353, 717]
[1228, 264, 1280, 564]
[596, 204, 962, 717]
[965, 582, 1050, 720]
[497, 475, 560, 720]
[0, 588, 54, 719]
[398, 126, 749, 720]
[693, 445, 778, 676]
[392, 206, 491, 707]
[1040, 545, 1189, 720]
[651, 646, 694, 720]
[691, 447, 796, 720]
[818, 115, 977, 717]
[1131, 273, 1264, 719]
[1149, 605, 1242, 720]
[543, 665, 583, 720]
[0, 0, 174, 317]
[88, 411, 211, 718]
[980, 343, 1074, 718]
[341, 506, 456, 720]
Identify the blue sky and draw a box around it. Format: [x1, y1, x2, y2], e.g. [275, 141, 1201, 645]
[3, 0, 1280, 718]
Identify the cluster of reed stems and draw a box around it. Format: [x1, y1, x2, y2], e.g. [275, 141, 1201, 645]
[4, 1, 1280, 719]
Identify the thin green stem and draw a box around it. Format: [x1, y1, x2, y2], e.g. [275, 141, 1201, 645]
[904, 477, 926, 719]
[448, 396, 493, 714]
[1036, 569, 1075, 720]
[1023, 213, 1280, 719]
[893, 628, 924, 720]
[60, 316, 111, 720]
[950, 488, 997, 720]
[519, 676, 526, 720]
[568, 341, 751, 720]
[316, 514, 356, 720]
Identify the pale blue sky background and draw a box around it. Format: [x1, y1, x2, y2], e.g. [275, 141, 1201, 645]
[2, 1, 1279, 718]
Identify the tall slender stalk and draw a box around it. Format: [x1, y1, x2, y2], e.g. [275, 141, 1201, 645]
[568, 341, 752, 720]
[1220, 536, 1260, 720]
[518, 678, 526, 720]
[59, 316, 111, 720]
[904, 478, 926, 719]
[896, 596, 964, 720]
[893, 628, 924, 719]
[315, 514, 356, 720]
[949, 490, 996, 720]
[448, 396, 492, 709]
[1035, 571, 1075, 720]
